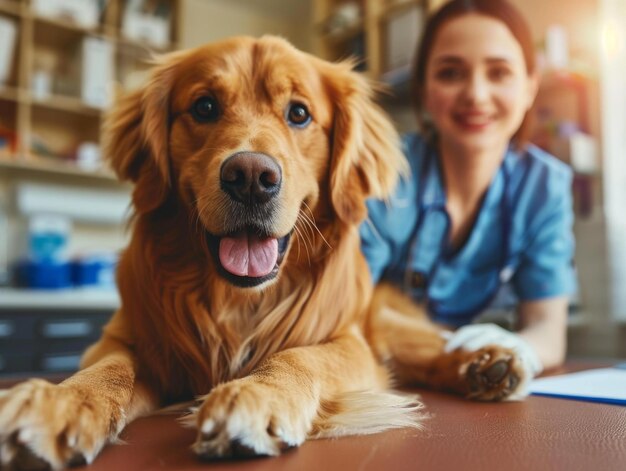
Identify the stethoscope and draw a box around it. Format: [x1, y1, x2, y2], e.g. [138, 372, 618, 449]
[403, 146, 526, 324]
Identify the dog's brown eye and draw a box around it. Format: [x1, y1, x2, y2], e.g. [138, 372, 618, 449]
[286, 103, 311, 127]
[191, 96, 220, 122]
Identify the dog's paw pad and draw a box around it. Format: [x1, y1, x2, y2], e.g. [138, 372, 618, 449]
[483, 359, 510, 384]
[464, 348, 522, 401]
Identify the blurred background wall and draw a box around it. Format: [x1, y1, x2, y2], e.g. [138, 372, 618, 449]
[0, 0, 624, 376]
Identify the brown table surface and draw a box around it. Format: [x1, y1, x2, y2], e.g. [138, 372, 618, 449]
[2, 362, 626, 471]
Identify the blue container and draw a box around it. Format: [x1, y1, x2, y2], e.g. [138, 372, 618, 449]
[28, 215, 71, 262]
[16, 259, 72, 289]
[70, 254, 117, 288]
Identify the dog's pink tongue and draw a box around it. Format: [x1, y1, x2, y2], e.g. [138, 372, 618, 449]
[219, 233, 278, 278]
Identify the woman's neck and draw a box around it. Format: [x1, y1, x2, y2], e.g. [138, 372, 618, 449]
[438, 141, 507, 205]
[437, 140, 507, 248]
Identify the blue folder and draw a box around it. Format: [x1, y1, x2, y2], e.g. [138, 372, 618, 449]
[529, 365, 626, 406]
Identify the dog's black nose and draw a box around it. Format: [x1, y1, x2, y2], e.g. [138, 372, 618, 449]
[220, 152, 282, 205]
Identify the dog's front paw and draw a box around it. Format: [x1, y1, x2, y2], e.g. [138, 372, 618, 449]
[0, 379, 121, 470]
[191, 378, 315, 459]
[460, 346, 525, 401]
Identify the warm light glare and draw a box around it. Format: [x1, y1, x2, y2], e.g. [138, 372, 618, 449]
[601, 20, 624, 59]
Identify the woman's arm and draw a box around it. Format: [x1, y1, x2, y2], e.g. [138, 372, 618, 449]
[517, 296, 568, 371]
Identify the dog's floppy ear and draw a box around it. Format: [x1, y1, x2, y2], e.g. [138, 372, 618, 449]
[103, 51, 184, 213]
[324, 62, 408, 225]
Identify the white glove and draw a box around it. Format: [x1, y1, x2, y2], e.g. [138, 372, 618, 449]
[444, 323, 543, 378]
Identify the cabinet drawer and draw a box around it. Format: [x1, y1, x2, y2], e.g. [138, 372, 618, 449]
[0, 309, 112, 375]
[40, 319, 95, 338]
[0, 312, 110, 341]
[37, 353, 83, 373]
[0, 353, 36, 375]
[0, 319, 15, 338]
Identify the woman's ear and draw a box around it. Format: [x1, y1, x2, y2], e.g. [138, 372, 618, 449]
[324, 61, 408, 225]
[103, 51, 184, 213]
[526, 70, 540, 110]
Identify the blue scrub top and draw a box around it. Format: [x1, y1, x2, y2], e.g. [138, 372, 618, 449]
[360, 133, 576, 327]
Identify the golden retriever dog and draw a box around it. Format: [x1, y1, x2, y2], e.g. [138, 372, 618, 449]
[0, 36, 525, 470]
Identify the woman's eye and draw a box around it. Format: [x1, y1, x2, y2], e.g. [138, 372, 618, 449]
[489, 67, 512, 81]
[286, 103, 312, 127]
[436, 67, 465, 82]
[191, 96, 220, 122]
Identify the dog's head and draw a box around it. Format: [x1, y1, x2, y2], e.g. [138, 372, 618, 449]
[105, 36, 406, 289]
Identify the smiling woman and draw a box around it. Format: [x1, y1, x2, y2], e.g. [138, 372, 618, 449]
[422, 16, 537, 162]
[361, 0, 575, 382]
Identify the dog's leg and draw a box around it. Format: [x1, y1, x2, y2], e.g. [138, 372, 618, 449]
[0, 317, 157, 470]
[393, 342, 526, 402]
[369, 284, 527, 401]
[191, 327, 422, 459]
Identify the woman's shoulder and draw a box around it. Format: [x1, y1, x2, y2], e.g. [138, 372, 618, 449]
[401, 132, 430, 168]
[520, 144, 573, 185]
[512, 144, 574, 225]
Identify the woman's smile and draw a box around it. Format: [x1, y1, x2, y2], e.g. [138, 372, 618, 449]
[452, 110, 497, 131]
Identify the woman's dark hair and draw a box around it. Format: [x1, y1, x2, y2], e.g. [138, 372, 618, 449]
[412, 0, 536, 147]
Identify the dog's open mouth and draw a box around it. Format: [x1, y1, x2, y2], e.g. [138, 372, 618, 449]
[207, 228, 291, 288]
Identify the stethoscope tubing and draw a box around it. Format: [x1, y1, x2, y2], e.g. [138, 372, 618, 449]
[403, 145, 529, 323]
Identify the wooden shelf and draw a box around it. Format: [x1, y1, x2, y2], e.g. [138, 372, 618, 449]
[2, 89, 107, 116]
[30, 93, 103, 117]
[115, 34, 174, 54]
[378, 0, 422, 21]
[0, 0, 23, 17]
[314, 0, 430, 79]
[0, 287, 120, 310]
[319, 20, 364, 44]
[0, 0, 181, 177]
[31, 13, 106, 36]
[0, 85, 20, 101]
[0, 155, 120, 182]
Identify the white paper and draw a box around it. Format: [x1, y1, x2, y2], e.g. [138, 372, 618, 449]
[0, 17, 17, 84]
[529, 368, 626, 403]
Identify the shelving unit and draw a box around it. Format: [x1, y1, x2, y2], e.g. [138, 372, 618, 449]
[0, 287, 117, 375]
[313, 0, 440, 81]
[0, 287, 120, 310]
[0, 154, 119, 181]
[0, 0, 180, 180]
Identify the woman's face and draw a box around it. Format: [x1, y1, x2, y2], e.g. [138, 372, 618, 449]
[424, 14, 537, 155]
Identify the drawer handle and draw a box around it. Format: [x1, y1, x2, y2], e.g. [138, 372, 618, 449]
[0, 321, 14, 338]
[41, 354, 82, 372]
[41, 321, 93, 338]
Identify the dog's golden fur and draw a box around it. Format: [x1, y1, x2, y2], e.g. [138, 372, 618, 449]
[0, 36, 525, 470]
[102, 36, 405, 399]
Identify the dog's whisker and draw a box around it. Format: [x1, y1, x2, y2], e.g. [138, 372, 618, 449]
[302, 202, 332, 250]
[303, 220, 317, 257]
[292, 221, 305, 264]
[293, 219, 311, 266]
[296, 213, 314, 251]
[194, 211, 204, 237]
[186, 203, 202, 235]
[298, 210, 322, 259]
[292, 220, 303, 263]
